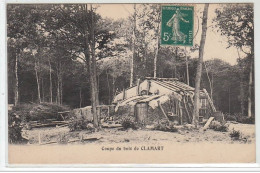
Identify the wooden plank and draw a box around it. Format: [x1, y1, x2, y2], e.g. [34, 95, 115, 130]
[157, 101, 169, 121]
[182, 97, 191, 124]
[152, 80, 180, 92]
[203, 88, 216, 112]
[136, 79, 140, 95]
[203, 117, 214, 130]
[145, 77, 178, 81]
[60, 114, 65, 121]
[123, 88, 126, 100]
[179, 101, 183, 125]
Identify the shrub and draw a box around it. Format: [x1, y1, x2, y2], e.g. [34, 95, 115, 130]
[8, 112, 25, 144]
[11, 104, 34, 123]
[121, 116, 138, 130]
[57, 133, 69, 144]
[224, 113, 255, 124]
[209, 121, 228, 132]
[236, 116, 255, 124]
[68, 116, 93, 132]
[224, 113, 237, 122]
[153, 119, 178, 132]
[229, 129, 241, 140]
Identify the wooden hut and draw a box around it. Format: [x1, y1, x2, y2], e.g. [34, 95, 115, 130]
[113, 77, 216, 125]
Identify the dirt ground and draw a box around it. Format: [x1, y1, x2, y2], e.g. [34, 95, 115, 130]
[22, 122, 255, 145]
[10, 122, 255, 164]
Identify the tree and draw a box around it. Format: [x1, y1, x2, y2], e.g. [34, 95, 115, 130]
[7, 5, 39, 105]
[7, 4, 114, 128]
[44, 4, 113, 127]
[215, 4, 254, 117]
[200, 59, 241, 114]
[130, 4, 136, 87]
[137, 4, 161, 78]
[193, 4, 209, 127]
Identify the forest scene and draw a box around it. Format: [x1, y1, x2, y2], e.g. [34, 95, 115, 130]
[7, 3, 255, 156]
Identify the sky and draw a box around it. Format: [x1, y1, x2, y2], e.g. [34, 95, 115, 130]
[96, 4, 245, 65]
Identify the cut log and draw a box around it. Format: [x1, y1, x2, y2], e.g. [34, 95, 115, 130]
[102, 123, 122, 128]
[30, 121, 68, 128]
[203, 117, 214, 131]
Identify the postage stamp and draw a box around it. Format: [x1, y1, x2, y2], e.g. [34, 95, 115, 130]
[161, 5, 194, 46]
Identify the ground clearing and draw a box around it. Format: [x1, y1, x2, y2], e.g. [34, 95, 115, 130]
[22, 122, 255, 145]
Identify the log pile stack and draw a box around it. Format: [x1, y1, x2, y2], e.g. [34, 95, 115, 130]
[26, 119, 68, 129]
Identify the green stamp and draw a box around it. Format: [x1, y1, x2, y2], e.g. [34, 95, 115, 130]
[161, 5, 194, 46]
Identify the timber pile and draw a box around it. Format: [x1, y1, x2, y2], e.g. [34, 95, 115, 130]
[28, 120, 68, 128]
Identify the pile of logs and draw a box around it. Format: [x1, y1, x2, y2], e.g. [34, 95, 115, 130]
[28, 119, 68, 129]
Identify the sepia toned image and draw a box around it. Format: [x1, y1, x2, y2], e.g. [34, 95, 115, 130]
[7, 3, 255, 164]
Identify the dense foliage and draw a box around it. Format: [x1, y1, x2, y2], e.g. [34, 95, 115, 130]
[8, 111, 25, 143]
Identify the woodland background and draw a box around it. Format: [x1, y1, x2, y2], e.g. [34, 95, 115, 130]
[7, 4, 254, 116]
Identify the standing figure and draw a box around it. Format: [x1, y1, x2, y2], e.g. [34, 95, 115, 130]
[167, 8, 189, 43]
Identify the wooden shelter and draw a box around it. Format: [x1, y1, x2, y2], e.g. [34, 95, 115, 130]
[113, 77, 216, 125]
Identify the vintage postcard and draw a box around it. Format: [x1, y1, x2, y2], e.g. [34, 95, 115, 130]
[6, 2, 256, 165]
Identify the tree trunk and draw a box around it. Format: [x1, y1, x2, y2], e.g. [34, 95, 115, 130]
[79, 87, 82, 108]
[192, 3, 209, 128]
[239, 74, 245, 115]
[185, 47, 190, 86]
[49, 59, 53, 103]
[82, 4, 97, 127]
[130, 4, 136, 86]
[89, 4, 99, 127]
[154, 35, 159, 78]
[112, 76, 115, 98]
[60, 76, 63, 105]
[89, 66, 99, 127]
[97, 74, 99, 99]
[211, 73, 214, 103]
[34, 57, 41, 103]
[236, 49, 245, 115]
[56, 69, 60, 105]
[106, 69, 111, 104]
[14, 52, 19, 106]
[144, 33, 148, 77]
[204, 62, 213, 100]
[248, 57, 253, 117]
[174, 48, 178, 78]
[154, 11, 161, 78]
[42, 77, 45, 102]
[228, 87, 231, 114]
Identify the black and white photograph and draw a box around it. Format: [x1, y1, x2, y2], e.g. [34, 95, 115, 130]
[6, 2, 256, 164]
